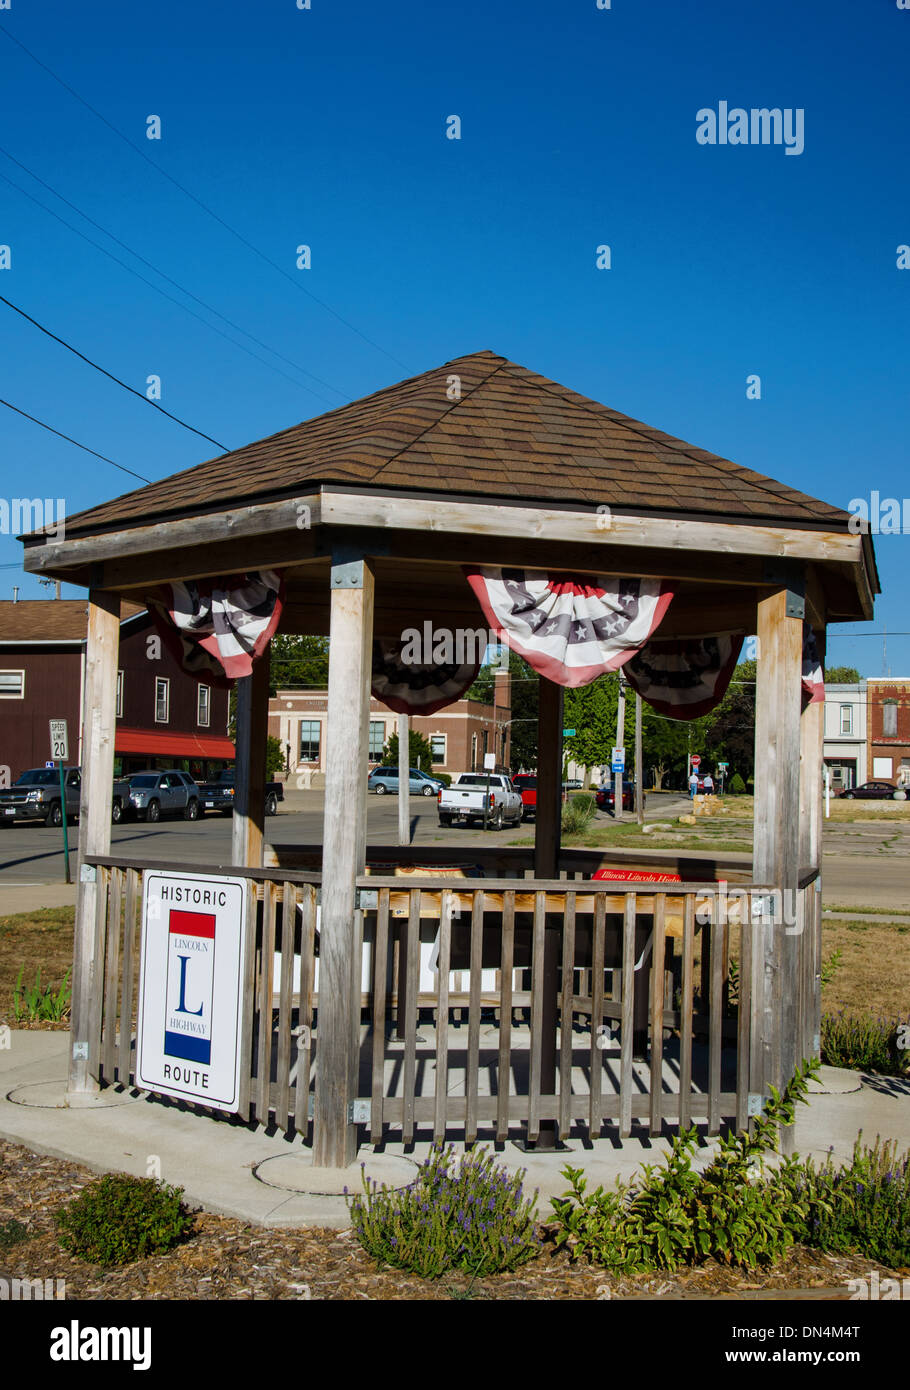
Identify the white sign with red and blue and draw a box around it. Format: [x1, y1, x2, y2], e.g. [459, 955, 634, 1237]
[137, 871, 248, 1112]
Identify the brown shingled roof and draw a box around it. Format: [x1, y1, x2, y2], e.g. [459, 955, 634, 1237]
[53, 350, 851, 537]
[0, 599, 144, 641]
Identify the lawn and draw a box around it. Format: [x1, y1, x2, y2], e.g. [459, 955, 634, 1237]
[0, 908, 74, 1025]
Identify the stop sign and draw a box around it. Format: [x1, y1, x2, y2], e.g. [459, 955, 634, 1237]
[690, 755, 701, 768]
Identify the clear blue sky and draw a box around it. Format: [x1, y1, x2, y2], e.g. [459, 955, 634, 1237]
[1, 0, 907, 675]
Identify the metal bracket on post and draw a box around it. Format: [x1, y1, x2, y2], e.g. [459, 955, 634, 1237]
[763, 560, 806, 618]
[79, 863, 97, 883]
[348, 1099, 371, 1124]
[356, 889, 378, 910]
[331, 559, 365, 590]
[747, 1093, 765, 1118]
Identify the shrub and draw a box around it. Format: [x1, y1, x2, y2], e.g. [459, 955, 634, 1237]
[821, 1011, 909, 1076]
[775, 1134, 910, 1269]
[550, 1059, 817, 1272]
[56, 1174, 194, 1265]
[562, 793, 596, 836]
[728, 773, 747, 795]
[346, 1145, 540, 1278]
[13, 966, 71, 1023]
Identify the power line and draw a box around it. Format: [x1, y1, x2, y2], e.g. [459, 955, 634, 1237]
[0, 398, 150, 483]
[0, 25, 413, 375]
[0, 149, 348, 407]
[0, 294, 228, 451]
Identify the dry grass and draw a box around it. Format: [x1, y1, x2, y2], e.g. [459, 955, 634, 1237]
[820, 919, 910, 1019]
[0, 908, 74, 1024]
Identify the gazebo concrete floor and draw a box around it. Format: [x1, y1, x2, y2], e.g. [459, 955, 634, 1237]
[1, 1029, 908, 1229]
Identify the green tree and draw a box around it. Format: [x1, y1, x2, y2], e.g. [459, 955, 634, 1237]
[702, 660, 757, 784]
[468, 651, 539, 771]
[824, 665, 860, 684]
[270, 635, 330, 691]
[265, 735, 286, 776]
[382, 728, 436, 772]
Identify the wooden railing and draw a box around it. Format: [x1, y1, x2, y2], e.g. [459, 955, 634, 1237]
[86, 855, 820, 1148]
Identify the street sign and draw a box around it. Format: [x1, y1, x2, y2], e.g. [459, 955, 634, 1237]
[717, 761, 728, 770]
[690, 755, 701, 768]
[137, 872, 249, 1113]
[612, 747, 625, 766]
[483, 751, 496, 770]
[612, 762, 624, 775]
[49, 719, 68, 762]
[45, 761, 54, 769]
[562, 729, 576, 737]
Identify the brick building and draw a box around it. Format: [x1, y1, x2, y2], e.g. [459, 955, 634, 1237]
[0, 599, 233, 781]
[866, 677, 910, 788]
[270, 668, 511, 785]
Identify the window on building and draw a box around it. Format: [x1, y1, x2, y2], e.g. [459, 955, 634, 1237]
[883, 701, 898, 738]
[155, 677, 169, 723]
[431, 734, 446, 765]
[0, 670, 24, 698]
[369, 721, 386, 760]
[197, 684, 210, 727]
[299, 720, 321, 762]
[116, 670, 124, 718]
[840, 704, 853, 736]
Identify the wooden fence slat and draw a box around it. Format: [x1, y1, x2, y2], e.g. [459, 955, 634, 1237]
[237, 881, 259, 1123]
[527, 891, 546, 1144]
[434, 891, 453, 1144]
[649, 894, 667, 1135]
[401, 891, 420, 1146]
[465, 891, 484, 1144]
[588, 893, 607, 1139]
[275, 880, 296, 1132]
[496, 892, 515, 1141]
[371, 887, 390, 1144]
[559, 892, 577, 1138]
[679, 895, 696, 1131]
[708, 916, 724, 1135]
[619, 892, 636, 1138]
[293, 885, 317, 1135]
[256, 882, 278, 1125]
[118, 868, 139, 1086]
[101, 867, 122, 1082]
[736, 895, 753, 1131]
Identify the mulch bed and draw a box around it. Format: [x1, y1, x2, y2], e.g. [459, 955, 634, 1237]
[0, 1139, 902, 1301]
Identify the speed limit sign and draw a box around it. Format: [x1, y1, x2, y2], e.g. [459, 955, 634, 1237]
[49, 719, 69, 762]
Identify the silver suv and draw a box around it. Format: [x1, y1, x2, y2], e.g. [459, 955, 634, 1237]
[128, 770, 200, 822]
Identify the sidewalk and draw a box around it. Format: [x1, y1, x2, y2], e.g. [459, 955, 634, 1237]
[2, 1030, 907, 1230]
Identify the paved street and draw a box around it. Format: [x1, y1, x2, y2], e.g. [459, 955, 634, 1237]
[0, 789, 907, 911]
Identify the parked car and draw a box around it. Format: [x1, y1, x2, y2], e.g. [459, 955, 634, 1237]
[0, 767, 131, 826]
[196, 769, 284, 816]
[563, 778, 584, 790]
[367, 766, 445, 797]
[838, 781, 908, 801]
[127, 770, 201, 821]
[437, 772, 523, 830]
[511, 772, 537, 821]
[595, 779, 643, 814]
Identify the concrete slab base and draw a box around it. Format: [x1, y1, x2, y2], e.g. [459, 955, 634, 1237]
[806, 1066, 864, 1095]
[254, 1151, 417, 1196]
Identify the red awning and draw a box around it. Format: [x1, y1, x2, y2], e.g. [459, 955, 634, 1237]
[115, 727, 236, 760]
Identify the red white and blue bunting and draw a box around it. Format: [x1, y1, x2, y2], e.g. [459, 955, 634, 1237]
[148, 570, 285, 681]
[371, 638, 482, 715]
[802, 624, 825, 706]
[624, 633, 745, 720]
[465, 567, 673, 688]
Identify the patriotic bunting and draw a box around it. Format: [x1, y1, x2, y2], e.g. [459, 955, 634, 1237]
[624, 634, 745, 720]
[465, 567, 673, 688]
[371, 638, 482, 715]
[147, 570, 285, 681]
[802, 624, 825, 706]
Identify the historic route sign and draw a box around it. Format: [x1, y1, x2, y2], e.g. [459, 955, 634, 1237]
[49, 720, 68, 762]
[137, 871, 248, 1112]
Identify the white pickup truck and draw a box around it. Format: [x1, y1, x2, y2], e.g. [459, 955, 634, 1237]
[437, 772, 524, 830]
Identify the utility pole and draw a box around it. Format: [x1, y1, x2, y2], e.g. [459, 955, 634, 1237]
[635, 691, 644, 827]
[397, 711, 409, 845]
[614, 674, 626, 823]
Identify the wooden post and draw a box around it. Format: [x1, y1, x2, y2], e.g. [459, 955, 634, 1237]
[799, 626, 826, 1060]
[313, 555, 374, 1168]
[398, 711, 409, 846]
[68, 590, 119, 1098]
[634, 691, 644, 827]
[231, 645, 270, 868]
[533, 677, 563, 1147]
[752, 580, 804, 1145]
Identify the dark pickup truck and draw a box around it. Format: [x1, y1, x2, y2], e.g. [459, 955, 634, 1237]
[0, 767, 132, 826]
[197, 770, 284, 817]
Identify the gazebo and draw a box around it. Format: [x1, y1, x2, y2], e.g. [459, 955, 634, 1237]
[23, 350, 878, 1170]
